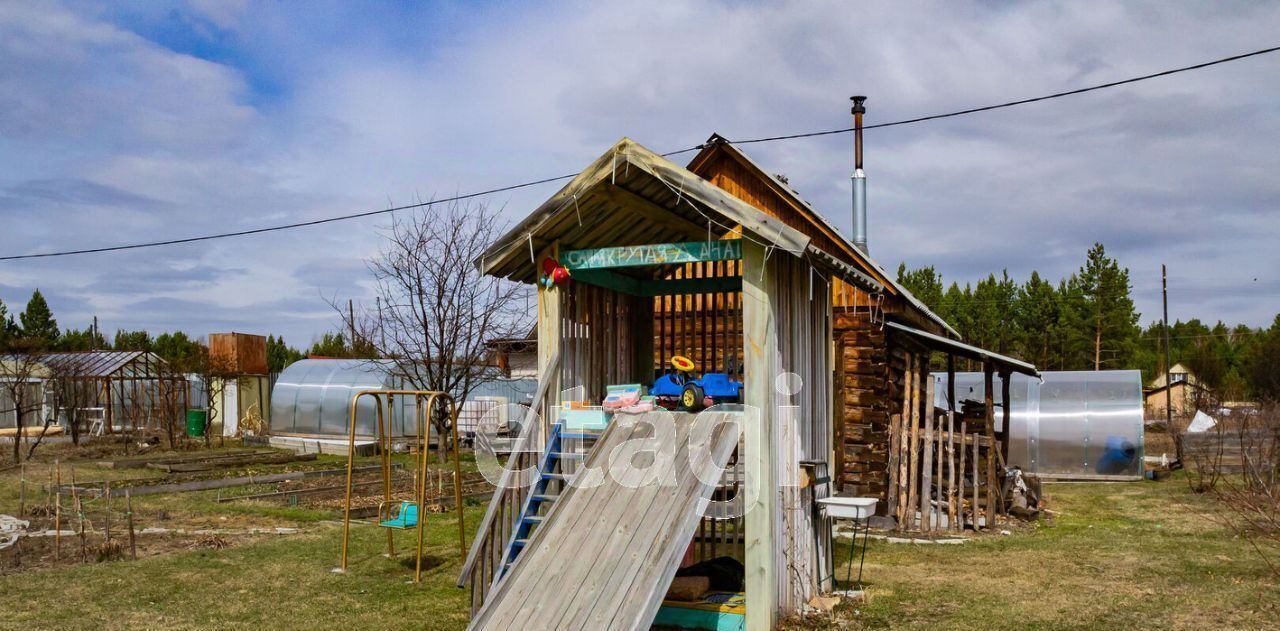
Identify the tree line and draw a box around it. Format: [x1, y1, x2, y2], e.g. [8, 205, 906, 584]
[896, 243, 1280, 402]
[0, 289, 312, 372]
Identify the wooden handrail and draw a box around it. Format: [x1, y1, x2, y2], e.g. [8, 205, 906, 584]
[457, 348, 559, 589]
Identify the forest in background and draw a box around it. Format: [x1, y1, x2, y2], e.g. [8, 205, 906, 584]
[0, 289, 314, 373]
[896, 243, 1280, 402]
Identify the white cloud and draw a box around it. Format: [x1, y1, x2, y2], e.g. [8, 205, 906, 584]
[1, 0, 1278, 344]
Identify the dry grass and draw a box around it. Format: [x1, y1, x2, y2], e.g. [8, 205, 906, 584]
[798, 477, 1280, 630]
[2, 450, 1277, 630]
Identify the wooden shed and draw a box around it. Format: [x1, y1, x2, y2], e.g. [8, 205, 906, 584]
[459, 135, 1038, 630]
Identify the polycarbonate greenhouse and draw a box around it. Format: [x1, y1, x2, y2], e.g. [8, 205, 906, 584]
[934, 369, 1144, 480]
[269, 359, 421, 438]
[269, 359, 538, 439]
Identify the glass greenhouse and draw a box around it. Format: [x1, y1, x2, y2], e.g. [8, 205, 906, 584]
[933, 369, 1144, 480]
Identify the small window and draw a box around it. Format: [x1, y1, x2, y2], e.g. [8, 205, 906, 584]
[1171, 373, 1187, 383]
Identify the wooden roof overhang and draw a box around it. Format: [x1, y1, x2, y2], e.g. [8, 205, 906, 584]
[476, 138, 883, 294]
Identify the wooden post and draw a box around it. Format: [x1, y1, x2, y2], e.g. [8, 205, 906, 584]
[741, 238, 778, 631]
[536, 243, 563, 433]
[958, 420, 967, 531]
[53, 460, 61, 561]
[920, 373, 935, 533]
[935, 406, 943, 532]
[1001, 370, 1013, 510]
[126, 490, 137, 561]
[947, 355, 958, 532]
[104, 481, 112, 545]
[983, 362, 997, 528]
[896, 354, 913, 528]
[886, 412, 900, 518]
[972, 430, 980, 531]
[906, 356, 922, 531]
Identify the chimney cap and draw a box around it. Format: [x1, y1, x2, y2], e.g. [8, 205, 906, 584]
[850, 96, 867, 115]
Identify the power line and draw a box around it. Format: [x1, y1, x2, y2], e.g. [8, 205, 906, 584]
[723, 44, 1280, 146]
[3, 44, 1278, 262]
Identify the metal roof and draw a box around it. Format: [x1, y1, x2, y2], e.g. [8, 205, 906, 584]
[884, 321, 1040, 378]
[690, 135, 959, 338]
[4, 351, 174, 378]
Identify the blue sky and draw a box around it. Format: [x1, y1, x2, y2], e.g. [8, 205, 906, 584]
[1, 1, 1279, 347]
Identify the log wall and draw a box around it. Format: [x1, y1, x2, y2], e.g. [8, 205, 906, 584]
[833, 309, 895, 509]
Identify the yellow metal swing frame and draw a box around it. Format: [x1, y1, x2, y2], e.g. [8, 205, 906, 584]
[335, 390, 466, 583]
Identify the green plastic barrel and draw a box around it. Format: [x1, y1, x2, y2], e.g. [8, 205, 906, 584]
[186, 409, 208, 437]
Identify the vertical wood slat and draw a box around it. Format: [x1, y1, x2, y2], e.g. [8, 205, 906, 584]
[983, 363, 997, 528]
[972, 430, 981, 531]
[920, 371, 935, 533]
[958, 420, 968, 531]
[947, 355, 958, 532]
[905, 355, 922, 531]
[895, 354, 913, 527]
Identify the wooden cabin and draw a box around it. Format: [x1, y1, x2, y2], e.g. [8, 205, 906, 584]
[460, 136, 1038, 630]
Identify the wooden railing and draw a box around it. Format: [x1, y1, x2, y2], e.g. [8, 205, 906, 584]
[457, 350, 559, 616]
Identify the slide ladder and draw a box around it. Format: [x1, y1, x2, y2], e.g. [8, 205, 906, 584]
[497, 420, 601, 577]
[469, 411, 739, 631]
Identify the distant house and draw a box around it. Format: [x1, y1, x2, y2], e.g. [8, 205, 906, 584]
[1148, 362, 1198, 389]
[1145, 363, 1210, 418]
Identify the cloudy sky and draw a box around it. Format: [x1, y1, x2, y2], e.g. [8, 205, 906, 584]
[1, 0, 1278, 347]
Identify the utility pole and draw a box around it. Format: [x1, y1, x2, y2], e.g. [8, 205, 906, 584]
[92, 316, 98, 350]
[347, 299, 356, 355]
[1163, 264, 1180, 465]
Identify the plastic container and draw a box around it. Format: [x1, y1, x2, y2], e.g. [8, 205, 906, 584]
[185, 409, 208, 437]
[818, 497, 878, 519]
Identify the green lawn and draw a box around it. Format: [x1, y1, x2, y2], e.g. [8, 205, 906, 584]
[2, 452, 1277, 630]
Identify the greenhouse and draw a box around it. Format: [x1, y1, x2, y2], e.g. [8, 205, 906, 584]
[934, 369, 1144, 480]
[268, 358, 536, 439]
[269, 359, 417, 437]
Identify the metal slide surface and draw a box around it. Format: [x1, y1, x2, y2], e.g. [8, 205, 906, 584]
[468, 410, 739, 631]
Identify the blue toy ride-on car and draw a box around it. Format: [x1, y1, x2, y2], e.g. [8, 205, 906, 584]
[650, 356, 743, 412]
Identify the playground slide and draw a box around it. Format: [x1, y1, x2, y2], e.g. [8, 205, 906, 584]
[468, 410, 740, 631]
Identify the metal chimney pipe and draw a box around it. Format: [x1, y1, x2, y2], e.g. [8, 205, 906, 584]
[851, 96, 868, 254]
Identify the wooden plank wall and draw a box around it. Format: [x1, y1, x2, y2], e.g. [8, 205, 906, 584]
[559, 282, 636, 403]
[652, 259, 742, 379]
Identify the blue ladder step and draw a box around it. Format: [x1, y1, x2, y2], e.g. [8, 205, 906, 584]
[550, 451, 586, 460]
[531, 494, 560, 503]
[542, 472, 571, 481]
[561, 432, 600, 440]
[513, 538, 529, 548]
[521, 515, 545, 525]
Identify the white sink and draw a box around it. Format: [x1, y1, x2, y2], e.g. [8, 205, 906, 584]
[818, 497, 878, 520]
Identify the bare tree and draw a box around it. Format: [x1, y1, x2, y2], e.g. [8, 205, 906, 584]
[49, 361, 97, 447]
[338, 199, 532, 461]
[0, 342, 51, 463]
[189, 342, 237, 447]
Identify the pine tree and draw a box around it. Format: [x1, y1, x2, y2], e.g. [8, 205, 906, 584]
[266, 335, 305, 372]
[55, 326, 109, 351]
[0, 297, 17, 347]
[153, 332, 201, 369]
[1247, 314, 1280, 402]
[895, 263, 944, 311]
[113, 330, 153, 351]
[19, 289, 59, 349]
[1076, 243, 1139, 370]
[1015, 271, 1059, 369]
